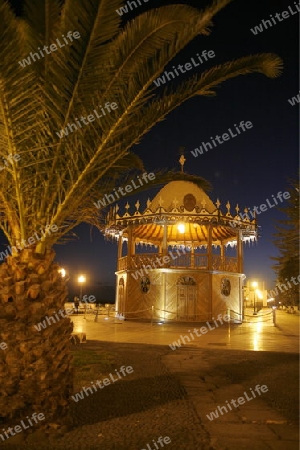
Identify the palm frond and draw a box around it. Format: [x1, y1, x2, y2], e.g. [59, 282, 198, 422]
[0, 0, 282, 250]
[96, 53, 283, 155]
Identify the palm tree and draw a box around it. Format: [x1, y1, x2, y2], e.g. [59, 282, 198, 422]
[0, 0, 282, 422]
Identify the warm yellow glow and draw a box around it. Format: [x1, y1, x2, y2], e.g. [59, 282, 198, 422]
[58, 268, 66, 277]
[78, 275, 86, 283]
[177, 223, 185, 233]
[253, 321, 263, 351]
[256, 289, 263, 299]
[251, 281, 258, 288]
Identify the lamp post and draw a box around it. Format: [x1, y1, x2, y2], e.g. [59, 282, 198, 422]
[251, 281, 258, 315]
[78, 275, 86, 301]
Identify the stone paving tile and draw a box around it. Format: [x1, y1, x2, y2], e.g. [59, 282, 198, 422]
[202, 413, 242, 424]
[235, 399, 277, 410]
[237, 409, 290, 424]
[209, 384, 249, 400]
[262, 440, 299, 450]
[163, 347, 299, 450]
[266, 424, 299, 441]
[184, 389, 215, 399]
[210, 437, 271, 450]
[205, 423, 278, 439]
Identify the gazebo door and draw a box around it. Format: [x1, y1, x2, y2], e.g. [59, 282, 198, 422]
[177, 285, 196, 320]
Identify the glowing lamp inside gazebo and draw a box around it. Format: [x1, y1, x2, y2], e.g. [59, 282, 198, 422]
[177, 223, 185, 233]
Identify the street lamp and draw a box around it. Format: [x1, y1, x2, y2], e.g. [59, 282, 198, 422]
[251, 281, 258, 315]
[256, 289, 263, 310]
[58, 268, 66, 278]
[78, 275, 86, 301]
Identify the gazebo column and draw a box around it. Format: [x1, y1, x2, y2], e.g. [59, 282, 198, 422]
[162, 223, 168, 320]
[237, 229, 244, 321]
[117, 236, 123, 269]
[237, 229, 243, 273]
[131, 235, 136, 256]
[116, 236, 124, 314]
[191, 245, 195, 268]
[207, 225, 212, 270]
[162, 223, 168, 255]
[207, 225, 213, 320]
[220, 242, 224, 270]
[127, 225, 135, 269]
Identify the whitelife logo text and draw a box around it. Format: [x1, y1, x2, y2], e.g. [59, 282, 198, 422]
[0, 224, 58, 261]
[153, 50, 215, 87]
[34, 307, 74, 332]
[0, 413, 45, 443]
[169, 313, 230, 350]
[206, 385, 268, 421]
[229, 190, 291, 228]
[116, 0, 151, 16]
[94, 172, 156, 209]
[131, 247, 187, 281]
[190, 121, 253, 157]
[250, 3, 300, 35]
[0, 342, 8, 351]
[0, 153, 20, 172]
[141, 436, 171, 450]
[288, 90, 300, 106]
[18, 31, 81, 67]
[72, 366, 134, 402]
[268, 274, 300, 300]
[56, 102, 118, 139]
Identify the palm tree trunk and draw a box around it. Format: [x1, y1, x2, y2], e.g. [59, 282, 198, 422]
[0, 248, 73, 422]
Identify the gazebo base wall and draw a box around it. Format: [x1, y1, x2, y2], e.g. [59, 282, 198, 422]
[211, 272, 243, 323]
[115, 269, 243, 322]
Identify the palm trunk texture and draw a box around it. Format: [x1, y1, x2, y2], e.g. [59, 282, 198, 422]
[0, 248, 73, 421]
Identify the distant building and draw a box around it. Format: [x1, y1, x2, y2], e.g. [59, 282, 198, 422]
[243, 279, 268, 309]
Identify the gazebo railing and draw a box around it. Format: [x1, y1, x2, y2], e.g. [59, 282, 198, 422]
[171, 254, 208, 268]
[212, 255, 238, 272]
[117, 254, 238, 272]
[132, 253, 163, 268]
[118, 256, 128, 271]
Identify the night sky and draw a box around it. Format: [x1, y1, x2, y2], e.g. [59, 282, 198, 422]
[3, 0, 299, 300]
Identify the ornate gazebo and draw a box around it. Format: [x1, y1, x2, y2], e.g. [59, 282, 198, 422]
[105, 180, 257, 322]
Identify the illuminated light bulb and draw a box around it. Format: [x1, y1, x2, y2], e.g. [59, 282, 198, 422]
[177, 223, 185, 233]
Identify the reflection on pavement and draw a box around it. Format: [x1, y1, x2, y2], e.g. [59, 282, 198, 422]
[70, 309, 299, 353]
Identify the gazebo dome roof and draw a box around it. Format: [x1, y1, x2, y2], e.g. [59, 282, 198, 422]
[150, 181, 215, 213]
[105, 180, 257, 247]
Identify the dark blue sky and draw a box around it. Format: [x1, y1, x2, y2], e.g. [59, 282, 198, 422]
[3, 0, 299, 299]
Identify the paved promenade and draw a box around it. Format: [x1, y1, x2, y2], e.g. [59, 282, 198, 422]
[163, 347, 299, 450]
[69, 309, 299, 449]
[1, 310, 297, 449]
[72, 309, 299, 353]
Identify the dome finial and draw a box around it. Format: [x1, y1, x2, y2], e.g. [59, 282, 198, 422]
[179, 147, 186, 172]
